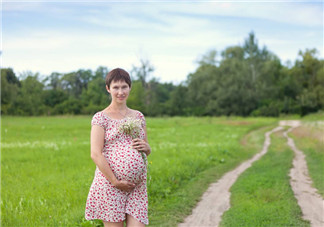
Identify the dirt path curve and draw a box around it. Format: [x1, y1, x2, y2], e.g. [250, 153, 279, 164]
[178, 125, 283, 227]
[179, 120, 324, 227]
[281, 120, 324, 227]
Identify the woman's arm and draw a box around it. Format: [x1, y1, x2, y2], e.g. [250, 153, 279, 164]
[90, 125, 135, 191]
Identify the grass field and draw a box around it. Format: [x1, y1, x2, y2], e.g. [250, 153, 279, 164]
[1, 115, 277, 226]
[219, 129, 310, 227]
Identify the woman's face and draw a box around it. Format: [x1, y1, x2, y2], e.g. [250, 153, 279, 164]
[106, 80, 131, 104]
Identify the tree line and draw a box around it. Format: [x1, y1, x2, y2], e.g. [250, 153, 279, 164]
[1, 32, 323, 117]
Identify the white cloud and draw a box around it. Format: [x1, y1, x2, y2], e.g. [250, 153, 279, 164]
[161, 2, 322, 27]
[2, 1, 323, 83]
[4, 1, 323, 28]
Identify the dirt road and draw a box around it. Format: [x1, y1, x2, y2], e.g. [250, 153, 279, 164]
[178, 126, 283, 226]
[179, 121, 324, 227]
[281, 120, 324, 227]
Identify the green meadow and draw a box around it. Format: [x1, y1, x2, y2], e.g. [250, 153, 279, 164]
[1, 116, 275, 226]
[1, 114, 322, 226]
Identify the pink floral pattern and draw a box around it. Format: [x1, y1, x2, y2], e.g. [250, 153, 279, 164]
[85, 111, 148, 225]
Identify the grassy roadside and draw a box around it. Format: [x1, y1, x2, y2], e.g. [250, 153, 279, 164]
[149, 125, 276, 226]
[290, 121, 324, 197]
[219, 129, 310, 227]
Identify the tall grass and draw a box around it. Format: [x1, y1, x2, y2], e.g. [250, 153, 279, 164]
[1, 116, 276, 226]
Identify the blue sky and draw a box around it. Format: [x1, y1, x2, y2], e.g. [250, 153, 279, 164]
[2, 1, 323, 83]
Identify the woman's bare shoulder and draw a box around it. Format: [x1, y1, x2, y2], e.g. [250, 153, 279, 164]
[127, 108, 137, 115]
[127, 108, 143, 117]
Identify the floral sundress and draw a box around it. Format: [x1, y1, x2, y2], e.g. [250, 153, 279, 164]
[85, 111, 148, 224]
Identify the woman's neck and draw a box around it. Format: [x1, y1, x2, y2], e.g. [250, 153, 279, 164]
[108, 102, 128, 111]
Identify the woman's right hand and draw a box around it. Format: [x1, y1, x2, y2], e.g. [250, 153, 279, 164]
[113, 180, 136, 192]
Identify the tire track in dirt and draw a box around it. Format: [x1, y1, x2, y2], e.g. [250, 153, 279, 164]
[281, 120, 324, 227]
[178, 125, 283, 227]
[179, 121, 324, 227]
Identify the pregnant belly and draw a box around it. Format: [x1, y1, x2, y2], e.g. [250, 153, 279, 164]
[106, 147, 146, 184]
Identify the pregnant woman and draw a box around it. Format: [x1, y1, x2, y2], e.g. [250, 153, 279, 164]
[85, 68, 151, 227]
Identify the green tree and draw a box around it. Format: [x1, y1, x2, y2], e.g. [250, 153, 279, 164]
[166, 84, 190, 116]
[43, 72, 63, 90]
[293, 49, 324, 115]
[55, 97, 82, 115]
[43, 89, 68, 115]
[127, 81, 146, 112]
[131, 59, 154, 89]
[94, 66, 109, 79]
[131, 59, 157, 115]
[145, 79, 175, 116]
[1, 68, 20, 114]
[187, 63, 220, 116]
[81, 76, 109, 114]
[14, 72, 45, 115]
[197, 49, 218, 66]
[81, 66, 109, 114]
[61, 69, 93, 98]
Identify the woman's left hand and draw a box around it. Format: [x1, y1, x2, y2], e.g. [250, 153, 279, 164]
[132, 138, 151, 156]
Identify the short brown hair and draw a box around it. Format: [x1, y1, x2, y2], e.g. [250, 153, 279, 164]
[105, 68, 131, 89]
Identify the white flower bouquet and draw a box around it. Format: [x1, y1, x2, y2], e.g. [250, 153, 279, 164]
[119, 117, 147, 164]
